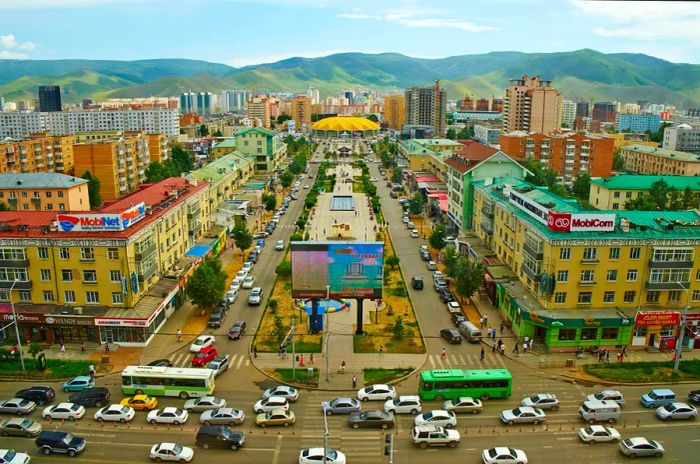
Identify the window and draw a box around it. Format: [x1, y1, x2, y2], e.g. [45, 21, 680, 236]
[693, 290, 700, 302]
[33, 191, 39, 198]
[609, 247, 620, 260]
[557, 270, 568, 282]
[582, 247, 597, 261]
[42, 290, 54, 302]
[624, 291, 636, 303]
[108, 248, 119, 260]
[61, 270, 73, 282]
[613, 191, 620, 198]
[37, 247, 48, 259]
[630, 247, 641, 259]
[59, 203, 65, 210]
[80, 247, 94, 261]
[626, 191, 632, 199]
[558, 328, 576, 341]
[18, 290, 31, 302]
[59, 247, 70, 260]
[0, 290, 7, 302]
[603, 291, 615, 303]
[601, 328, 619, 339]
[21, 191, 27, 198]
[580, 270, 595, 283]
[83, 270, 97, 283]
[660, 326, 675, 337]
[109, 270, 121, 282]
[649, 268, 690, 283]
[668, 290, 682, 303]
[652, 248, 693, 262]
[606, 270, 618, 282]
[45, 191, 52, 198]
[633, 326, 647, 337]
[85, 291, 99, 304]
[57, 191, 64, 198]
[578, 292, 593, 304]
[0, 248, 27, 260]
[112, 292, 123, 304]
[559, 248, 570, 260]
[627, 270, 638, 281]
[64, 291, 76, 303]
[40, 269, 51, 281]
[554, 292, 567, 304]
[580, 328, 598, 340]
[646, 291, 660, 303]
[612, 203, 619, 209]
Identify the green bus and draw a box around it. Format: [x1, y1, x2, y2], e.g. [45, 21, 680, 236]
[418, 369, 512, 401]
[121, 366, 215, 399]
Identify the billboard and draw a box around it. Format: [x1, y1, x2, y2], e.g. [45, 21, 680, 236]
[291, 241, 383, 299]
[634, 311, 680, 327]
[57, 202, 146, 232]
[547, 211, 616, 232]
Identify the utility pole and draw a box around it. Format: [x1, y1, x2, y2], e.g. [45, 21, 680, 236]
[324, 285, 330, 383]
[291, 318, 296, 379]
[673, 281, 690, 374]
[322, 403, 330, 464]
[384, 433, 394, 464]
[9, 279, 25, 371]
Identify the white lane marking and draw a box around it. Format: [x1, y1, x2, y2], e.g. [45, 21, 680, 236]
[236, 355, 245, 369]
[271, 434, 283, 464]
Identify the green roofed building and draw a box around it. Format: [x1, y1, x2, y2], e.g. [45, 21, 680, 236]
[185, 153, 254, 202]
[589, 175, 700, 210]
[234, 128, 286, 174]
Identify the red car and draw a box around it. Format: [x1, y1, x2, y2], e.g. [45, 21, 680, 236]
[192, 346, 218, 367]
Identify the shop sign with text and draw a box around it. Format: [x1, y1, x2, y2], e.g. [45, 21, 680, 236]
[635, 311, 680, 326]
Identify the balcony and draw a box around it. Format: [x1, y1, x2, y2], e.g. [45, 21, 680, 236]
[578, 280, 597, 286]
[521, 263, 540, 280]
[523, 242, 544, 260]
[0, 258, 29, 267]
[135, 241, 156, 261]
[137, 262, 157, 283]
[480, 204, 494, 219]
[0, 280, 32, 290]
[188, 223, 202, 236]
[645, 281, 691, 291]
[648, 259, 694, 269]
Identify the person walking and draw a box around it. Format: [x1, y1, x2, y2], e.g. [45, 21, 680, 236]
[309, 353, 314, 365]
[492, 340, 497, 353]
[352, 374, 357, 389]
[252, 345, 257, 358]
[500, 342, 506, 355]
[104, 342, 110, 353]
[440, 348, 447, 360]
[605, 351, 610, 364]
[176, 329, 182, 343]
[379, 346, 384, 357]
[512, 342, 519, 354]
[80, 342, 86, 354]
[60, 342, 66, 353]
[480, 347, 485, 361]
[299, 354, 305, 367]
[340, 360, 346, 374]
[88, 364, 95, 378]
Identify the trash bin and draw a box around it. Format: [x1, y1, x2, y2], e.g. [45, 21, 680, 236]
[307, 367, 314, 377]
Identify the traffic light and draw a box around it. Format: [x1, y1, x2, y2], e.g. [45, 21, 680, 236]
[384, 434, 393, 456]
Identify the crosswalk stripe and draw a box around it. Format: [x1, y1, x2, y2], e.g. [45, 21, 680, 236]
[236, 355, 245, 369]
[428, 356, 435, 368]
[458, 354, 466, 364]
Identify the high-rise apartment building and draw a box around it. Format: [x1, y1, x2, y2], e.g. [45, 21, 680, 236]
[404, 84, 447, 136]
[383, 95, 406, 130]
[196, 92, 214, 116]
[475, 98, 490, 111]
[246, 96, 272, 128]
[663, 124, 700, 154]
[307, 87, 320, 105]
[491, 99, 504, 113]
[575, 102, 590, 117]
[179, 93, 196, 114]
[561, 100, 576, 128]
[38, 85, 62, 112]
[289, 96, 312, 131]
[502, 75, 562, 134]
[615, 114, 661, 133]
[592, 102, 616, 123]
[221, 90, 252, 113]
[0, 95, 5, 112]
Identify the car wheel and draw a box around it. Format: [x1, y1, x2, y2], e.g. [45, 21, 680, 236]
[179, 391, 189, 399]
[629, 453, 636, 458]
[352, 424, 359, 429]
[155, 458, 162, 462]
[480, 393, 490, 401]
[0, 431, 7, 437]
[445, 423, 453, 429]
[173, 420, 180, 425]
[68, 416, 76, 421]
[283, 422, 290, 427]
[135, 389, 144, 395]
[588, 419, 595, 425]
[98, 418, 104, 423]
[95, 401, 103, 408]
[420, 442, 428, 449]
[472, 409, 479, 414]
[255, 409, 262, 413]
[552, 405, 559, 411]
[448, 441, 457, 448]
[149, 419, 157, 424]
[68, 450, 77, 457]
[63, 388, 69, 392]
[507, 420, 514, 426]
[38, 400, 46, 406]
[361, 397, 369, 402]
[45, 415, 52, 421]
[179, 459, 186, 463]
[230, 444, 239, 451]
[533, 419, 540, 425]
[381, 424, 387, 429]
[26, 432, 33, 437]
[654, 452, 662, 457]
[326, 410, 333, 416]
[435, 395, 444, 402]
[204, 420, 211, 426]
[120, 418, 126, 423]
[385, 396, 392, 401]
[410, 409, 418, 415]
[260, 423, 266, 428]
[42, 447, 51, 455]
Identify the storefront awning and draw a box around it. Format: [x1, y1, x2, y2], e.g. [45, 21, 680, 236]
[186, 244, 212, 257]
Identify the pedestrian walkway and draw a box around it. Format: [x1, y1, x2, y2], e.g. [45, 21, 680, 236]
[168, 352, 251, 370]
[425, 353, 507, 370]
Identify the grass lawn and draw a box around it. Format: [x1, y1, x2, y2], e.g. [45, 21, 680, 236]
[363, 368, 414, 385]
[583, 359, 700, 383]
[271, 368, 319, 387]
[0, 358, 91, 379]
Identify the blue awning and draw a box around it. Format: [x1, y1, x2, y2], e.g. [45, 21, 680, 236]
[186, 244, 212, 257]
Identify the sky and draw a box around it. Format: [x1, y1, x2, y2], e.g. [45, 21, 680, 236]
[0, 0, 698, 66]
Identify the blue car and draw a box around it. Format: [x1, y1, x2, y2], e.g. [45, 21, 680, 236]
[256, 239, 265, 248]
[62, 376, 95, 393]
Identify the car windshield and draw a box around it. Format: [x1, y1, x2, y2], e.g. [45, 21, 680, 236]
[512, 407, 522, 415]
[172, 444, 183, 454]
[20, 419, 32, 427]
[450, 398, 461, 406]
[62, 434, 74, 444]
[594, 392, 605, 399]
[3, 450, 16, 460]
[174, 408, 183, 415]
[649, 391, 660, 399]
[662, 404, 675, 411]
[488, 449, 498, 458]
[70, 404, 80, 411]
[423, 412, 433, 419]
[583, 427, 594, 434]
[194, 339, 204, 345]
[327, 450, 337, 459]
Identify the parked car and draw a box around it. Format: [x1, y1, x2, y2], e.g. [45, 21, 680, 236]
[587, 390, 625, 406]
[0, 418, 42, 437]
[42, 403, 86, 421]
[94, 405, 135, 423]
[688, 389, 700, 404]
[577, 425, 621, 443]
[199, 408, 245, 426]
[255, 408, 295, 427]
[0, 449, 31, 463]
[248, 287, 263, 305]
[119, 395, 157, 411]
[253, 397, 289, 414]
[443, 397, 483, 414]
[446, 301, 461, 314]
[482, 447, 528, 464]
[411, 276, 424, 290]
[414, 410, 457, 429]
[191, 346, 218, 367]
[434, 277, 447, 290]
[241, 276, 256, 289]
[411, 424, 460, 448]
[438, 288, 455, 303]
[299, 448, 346, 464]
[15, 386, 55, 406]
[357, 384, 396, 402]
[149, 443, 194, 462]
[147, 359, 172, 367]
[230, 277, 243, 291]
[62, 377, 94, 393]
[228, 321, 246, 340]
[500, 407, 546, 425]
[184, 397, 226, 412]
[410, 230, 420, 238]
[262, 386, 299, 402]
[451, 314, 467, 326]
[207, 304, 227, 328]
[426, 260, 437, 270]
[147, 407, 189, 425]
[35, 431, 86, 456]
[521, 393, 560, 411]
[241, 262, 254, 273]
[383, 396, 422, 415]
[440, 328, 462, 344]
[189, 335, 215, 353]
[347, 410, 394, 429]
[207, 355, 231, 377]
[619, 437, 665, 458]
[655, 402, 697, 420]
[68, 388, 110, 408]
[321, 398, 361, 416]
[224, 289, 239, 304]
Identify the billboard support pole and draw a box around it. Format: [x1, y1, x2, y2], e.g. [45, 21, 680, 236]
[355, 298, 365, 335]
[291, 318, 296, 380]
[311, 299, 319, 334]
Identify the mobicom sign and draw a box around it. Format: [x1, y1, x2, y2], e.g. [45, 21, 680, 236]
[509, 191, 616, 233]
[57, 202, 146, 232]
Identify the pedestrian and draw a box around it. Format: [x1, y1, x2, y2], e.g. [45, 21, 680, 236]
[500, 342, 506, 355]
[605, 351, 610, 364]
[480, 347, 485, 361]
[278, 345, 283, 357]
[512, 343, 519, 354]
[483, 314, 488, 327]
[88, 364, 95, 378]
[176, 329, 182, 342]
[440, 348, 447, 360]
[352, 374, 357, 389]
[282, 346, 287, 359]
[379, 346, 384, 357]
[491, 328, 497, 342]
[60, 342, 66, 353]
[309, 353, 314, 365]
[299, 354, 305, 367]
[340, 360, 346, 374]
[104, 342, 110, 353]
[252, 345, 257, 358]
[500, 322, 505, 334]
[80, 342, 86, 354]
[492, 340, 497, 353]
[617, 352, 624, 363]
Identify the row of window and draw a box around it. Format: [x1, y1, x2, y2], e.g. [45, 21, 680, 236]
[422, 380, 510, 391]
[553, 268, 694, 285]
[554, 289, 700, 305]
[560, 246, 642, 261]
[557, 327, 619, 341]
[122, 376, 207, 388]
[0, 190, 65, 199]
[37, 269, 122, 283]
[36, 247, 120, 261]
[0, 289, 124, 304]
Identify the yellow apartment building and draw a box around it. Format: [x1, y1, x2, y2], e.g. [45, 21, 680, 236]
[0, 133, 75, 175]
[589, 175, 700, 210]
[620, 144, 700, 176]
[383, 95, 406, 130]
[0, 173, 90, 211]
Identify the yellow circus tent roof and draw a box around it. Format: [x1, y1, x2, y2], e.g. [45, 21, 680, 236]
[311, 116, 380, 132]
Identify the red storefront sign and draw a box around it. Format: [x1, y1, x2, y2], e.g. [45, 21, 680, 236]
[0, 305, 47, 324]
[635, 311, 680, 326]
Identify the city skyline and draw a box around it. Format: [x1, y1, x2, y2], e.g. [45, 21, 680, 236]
[0, 0, 698, 65]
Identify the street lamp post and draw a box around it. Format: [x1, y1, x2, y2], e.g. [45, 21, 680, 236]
[324, 285, 330, 383]
[673, 281, 691, 374]
[9, 279, 26, 371]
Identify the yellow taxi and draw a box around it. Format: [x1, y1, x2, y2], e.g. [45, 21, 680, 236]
[120, 395, 158, 411]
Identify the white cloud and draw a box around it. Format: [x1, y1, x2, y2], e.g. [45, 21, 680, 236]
[228, 49, 382, 67]
[0, 50, 28, 59]
[337, 7, 498, 33]
[0, 33, 38, 52]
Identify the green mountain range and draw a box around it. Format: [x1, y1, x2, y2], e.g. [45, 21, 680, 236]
[1, 49, 699, 106]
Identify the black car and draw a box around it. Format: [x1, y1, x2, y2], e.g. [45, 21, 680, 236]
[228, 321, 246, 340]
[15, 386, 56, 405]
[440, 328, 463, 344]
[147, 359, 172, 367]
[438, 288, 455, 303]
[68, 387, 110, 407]
[451, 314, 467, 326]
[195, 425, 245, 450]
[689, 389, 700, 404]
[420, 251, 431, 262]
[411, 276, 424, 290]
[208, 304, 227, 328]
[35, 431, 86, 456]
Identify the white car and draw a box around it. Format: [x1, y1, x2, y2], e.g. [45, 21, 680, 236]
[433, 270, 444, 279]
[242, 262, 254, 273]
[586, 390, 625, 405]
[578, 425, 621, 443]
[149, 443, 194, 462]
[275, 240, 285, 251]
[229, 278, 243, 291]
[384, 395, 422, 414]
[402, 216, 409, 224]
[0, 449, 31, 464]
[189, 335, 215, 353]
[357, 384, 396, 402]
[414, 410, 457, 429]
[262, 386, 299, 402]
[235, 270, 248, 280]
[224, 289, 239, 304]
[426, 260, 437, 270]
[183, 396, 226, 412]
[241, 276, 256, 289]
[42, 402, 85, 421]
[253, 396, 289, 413]
[94, 405, 135, 423]
[656, 402, 698, 420]
[521, 393, 560, 410]
[303, 184, 309, 189]
[410, 230, 420, 238]
[147, 407, 189, 425]
[500, 407, 545, 425]
[443, 397, 483, 414]
[482, 447, 528, 464]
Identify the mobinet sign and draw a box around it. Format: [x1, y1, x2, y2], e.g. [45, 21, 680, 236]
[547, 211, 616, 232]
[57, 202, 146, 232]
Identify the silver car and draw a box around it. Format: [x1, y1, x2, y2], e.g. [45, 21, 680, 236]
[500, 407, 546, 425]
[0, 398, 36, 415]
[655, 402, 698, 420]
[619, 437, 665, 457]
[199, 408, 245, 426]
[322, 398, 361, 415]
[183, 396, 227, 412]
[443, 397, 483, 414]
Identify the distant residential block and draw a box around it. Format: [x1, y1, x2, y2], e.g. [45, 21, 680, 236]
[619, 144, 700, 176]
[0, 172, 89, 211]
[615, 114, 661, 133]
[589, 175, 700, 210]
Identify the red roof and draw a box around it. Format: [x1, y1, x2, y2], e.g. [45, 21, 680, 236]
[446, 141, 499, 174]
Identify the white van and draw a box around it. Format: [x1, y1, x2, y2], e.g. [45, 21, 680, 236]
[457, 321, 482, 343]
[578, 400, 621, 424]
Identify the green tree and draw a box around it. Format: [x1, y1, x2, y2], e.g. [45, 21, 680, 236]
[171, 145, 194, 173]
[186, 258, 227, 308]
[453, 258, 483, 302]
[409, 192, 425, 216]
[28, 342, 44, 359]
[392, 316, 405, 340]
[366, 114, 379, 122]
[280, 171, 294, 189]
[429, 224, 447, 251]
[263, 193, 277, 212]
[446, 128, 456, 139]
[523, 158, 566, 197]
[648, 179, 670, 210]
[231, 222, 253, 254]
[212, 129, 223, 137]
[198, 124, 209, 137]
[0, 202, 11, 211]
[682, 186, 697, 209]
[391, 168, 403, 184]
[443, 245, 458, 278]
[289, 154, 308, 175]
[668, 187, 683, 210]
[613, 149, 625, 171]
[275, 259, 292, 278]
[145, 161, 171, 182]
[276, 114, 292, 124]
[572, 173, 591, 200]
[386, 255, 400, 270]
[81, 171, 103, 208]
